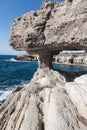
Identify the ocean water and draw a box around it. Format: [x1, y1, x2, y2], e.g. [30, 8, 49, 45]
[0, 55, 87, 103]
[0, 55, 38, 103]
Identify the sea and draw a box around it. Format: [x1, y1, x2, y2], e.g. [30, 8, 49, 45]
[0, 54, 87, 103]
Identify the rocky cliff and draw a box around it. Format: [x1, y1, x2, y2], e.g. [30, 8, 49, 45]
[54, 53, 87, 64]
[0, 0, 87, 130]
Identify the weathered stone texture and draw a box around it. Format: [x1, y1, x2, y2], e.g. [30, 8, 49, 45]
[0, 0, 87, 130]
[9, 0, 87, 53]
[0, 69, 87, 130]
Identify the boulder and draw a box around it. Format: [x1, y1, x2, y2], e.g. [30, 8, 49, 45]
[9, 0, 87, 53]
[66, 75, 87, 126]
[9, 0, 87, 68]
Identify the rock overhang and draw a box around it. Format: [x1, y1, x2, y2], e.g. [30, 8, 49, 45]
[9, 0, 87, 54]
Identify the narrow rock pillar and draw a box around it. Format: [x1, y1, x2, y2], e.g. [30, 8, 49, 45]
[39, 52, 53, 69]
[65, 0, 73, 2]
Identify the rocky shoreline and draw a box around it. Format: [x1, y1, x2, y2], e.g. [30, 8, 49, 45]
[54, 52, 87, 65]
[15, 53, 87, 66]
[15, 54, 38, 61]
[0, 0, 87, 130]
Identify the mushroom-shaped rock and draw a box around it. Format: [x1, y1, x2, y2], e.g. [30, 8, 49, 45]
[0, 1, 87, 130]
[9, 0, 87, 68]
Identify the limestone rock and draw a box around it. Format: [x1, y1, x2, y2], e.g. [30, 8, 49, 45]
[9, 0, 87, 69]
[15, 54, 38, 61]
[66, 74, 87, 126]
[1, 0, 87, 130]
[83, 54, 87, 64]
[0, 70, 87, 130]
[74, 56, 84, 64]
[9, 0, 87, 53]
[54, 52, 87, 64]
[54, 53, 74, 63]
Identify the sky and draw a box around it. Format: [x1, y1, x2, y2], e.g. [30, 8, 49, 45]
[0, 0, 64, 55]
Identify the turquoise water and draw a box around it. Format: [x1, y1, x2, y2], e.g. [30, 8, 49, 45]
[53, 63, 87, 72]
[0, 55, 87, 103]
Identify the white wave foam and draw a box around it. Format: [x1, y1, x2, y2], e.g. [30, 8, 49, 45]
[0, 81, 30, 103]
[10, 58, 17, 62]
[6, 58, 33, 62]
[0, 90, 12, 102]
[6, 58, 18, 62]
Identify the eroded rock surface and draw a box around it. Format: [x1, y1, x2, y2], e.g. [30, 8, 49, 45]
[9, 0, 87, 68]
[66, 75, 87, 126]
[0, 0, 87, 130]
[0, 69, 87, 130]
[9, 0, 87, 53]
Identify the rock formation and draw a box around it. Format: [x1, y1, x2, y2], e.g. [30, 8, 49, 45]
[9, 0, 87, 68]
[54, 52, 87, 64]
[15, 54, 38, 61]
[0, 0, 87, 130]
[1, 68, 87, 130]
[66, 75, 87, 126]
